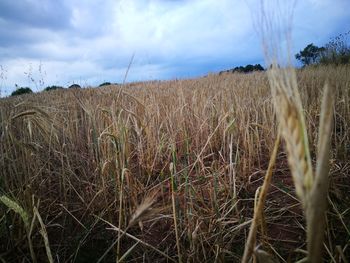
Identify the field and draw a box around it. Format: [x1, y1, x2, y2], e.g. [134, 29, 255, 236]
[0, 65, 349, 262]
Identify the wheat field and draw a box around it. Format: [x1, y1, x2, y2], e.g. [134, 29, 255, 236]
[0, 65, 349, 262]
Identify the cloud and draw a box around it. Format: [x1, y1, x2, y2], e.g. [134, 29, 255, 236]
[0, 0, 71, 29]
[0, 0, 349, 96]
[113, 0, 255, 58]
[293, 0, 350, 47]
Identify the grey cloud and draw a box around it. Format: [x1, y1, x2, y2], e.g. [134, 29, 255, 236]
[0, 0, 74, 61]
[0, 20, 37, 47]
[0, 0, 72, 30]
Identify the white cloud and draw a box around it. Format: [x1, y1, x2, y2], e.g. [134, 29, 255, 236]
[111, 0, 253, 58]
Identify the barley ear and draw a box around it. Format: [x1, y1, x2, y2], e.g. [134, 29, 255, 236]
[0, 195, 36, 262]
[268, 67, 313, 206]
[0, 195, 30, 230]
[128, 192, 157, 228]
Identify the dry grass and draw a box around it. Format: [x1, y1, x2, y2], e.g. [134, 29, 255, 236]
[0, 65, 349, 262]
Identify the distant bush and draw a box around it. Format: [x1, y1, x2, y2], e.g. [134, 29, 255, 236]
[68, 84, 81, 89]
[11, 87, 33, 96]
[219, 64, 265, 75]
[99, 82, 111, 87]
[44, 85, 64, 91]
[234, 64, 265, 73]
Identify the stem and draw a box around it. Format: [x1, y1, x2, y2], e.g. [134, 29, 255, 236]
[242, 131, 280, 263]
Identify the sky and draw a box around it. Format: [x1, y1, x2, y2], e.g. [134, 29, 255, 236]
[0, 0, 349, 96]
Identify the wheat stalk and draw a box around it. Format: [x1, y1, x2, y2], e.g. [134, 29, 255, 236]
[265, 59, 334, 263]
[256, 1, 335, 261]
[97, 192, 157, 263]
[33, 207, 54, 263]
[242, 131, 280, 263]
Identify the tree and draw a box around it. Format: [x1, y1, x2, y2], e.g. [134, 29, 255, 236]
[295, 43, 325, 66]
[11, 87, 33, 96]
[320, 31, 350, 65]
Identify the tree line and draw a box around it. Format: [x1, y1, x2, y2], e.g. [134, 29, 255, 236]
[219, 64, 264, 75]
[8, 82, 118, 97]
